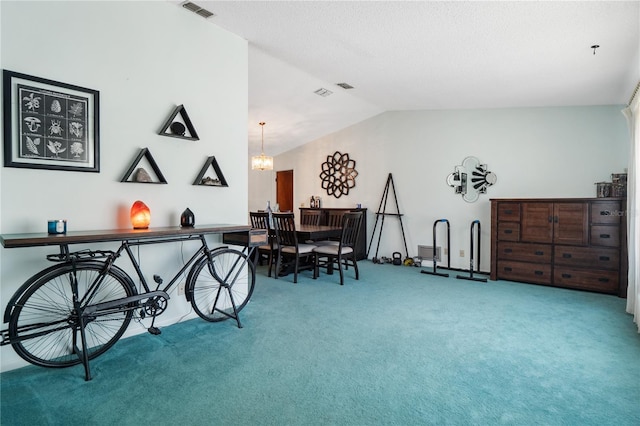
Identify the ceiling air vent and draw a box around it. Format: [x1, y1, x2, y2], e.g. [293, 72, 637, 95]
[336, 82, 354, 90]
[314, 88, 333, 97]
[182, 1, 215, 19]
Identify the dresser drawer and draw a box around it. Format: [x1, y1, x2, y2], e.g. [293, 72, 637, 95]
[590, 225, 620, 247]
[553, 267, 618, 293]
[591, 201, 623, 225]
[497, 222, 520, 241]
[497, 242, 551, 263]
[554, 246, 619, 270]
[498, 203, 520, 222]
[497, 261, 551, 285]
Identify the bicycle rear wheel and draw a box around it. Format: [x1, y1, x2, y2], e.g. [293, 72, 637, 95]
[188, 248, 255, 322]
[8, 262, 136, 368]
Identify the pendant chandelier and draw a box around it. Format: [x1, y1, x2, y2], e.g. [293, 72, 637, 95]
[251, 122, 273, 171]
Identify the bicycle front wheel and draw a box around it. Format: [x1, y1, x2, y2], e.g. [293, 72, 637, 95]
[188, 248, 255, 322]
[8, 262, 136, 368]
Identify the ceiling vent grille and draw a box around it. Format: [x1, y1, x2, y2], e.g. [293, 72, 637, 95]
[314, 88, 333, 97]
[182, 1, 215, 19]
[336, 82, 354, 90]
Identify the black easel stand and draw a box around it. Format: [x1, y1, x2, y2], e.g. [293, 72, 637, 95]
[456, 220, 487, 282]
[367, 173, 409, 262]
[421, 219, 450, 277]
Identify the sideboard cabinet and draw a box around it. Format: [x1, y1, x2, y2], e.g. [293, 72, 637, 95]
[490, 198, 627, 296]
[299, 207, 367, 260]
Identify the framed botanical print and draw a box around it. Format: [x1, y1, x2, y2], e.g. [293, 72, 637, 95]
[3, 70, 100, 172]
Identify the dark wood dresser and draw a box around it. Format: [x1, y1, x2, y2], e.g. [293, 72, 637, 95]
[490, 198, 627, 296]
[299, 207, 367, 260]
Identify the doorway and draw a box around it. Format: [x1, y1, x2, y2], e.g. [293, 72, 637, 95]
[276, 169, 294, 212]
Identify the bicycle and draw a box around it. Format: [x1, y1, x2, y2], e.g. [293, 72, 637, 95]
[0, 228, 262, 380]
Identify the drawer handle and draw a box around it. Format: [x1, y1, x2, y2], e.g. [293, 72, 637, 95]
[504, 209, 513, 215]
[534, 250, 544, 256]
[504, 229, 513, 234]
[504, 248, 513, 253]
[504, 267, 512, 272]
[600, 234, 610, 239]
[535, 271, 544, 275]
[562, 273, 572, 278]
[599, 256, 610, 261]
[598, 278, 610, 283]
[562, 253, 572, 258]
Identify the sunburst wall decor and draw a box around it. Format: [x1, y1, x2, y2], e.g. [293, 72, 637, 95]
[319, 151, 358, 198]
[446, 156, 497, 202]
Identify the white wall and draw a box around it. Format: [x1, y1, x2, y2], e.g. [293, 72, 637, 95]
[249, 166, 276, 212]
[259, 106, 629, 270]
[1, 1, 248, 371]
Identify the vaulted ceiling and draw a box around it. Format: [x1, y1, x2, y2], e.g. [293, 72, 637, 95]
[177, 1, 640, 156]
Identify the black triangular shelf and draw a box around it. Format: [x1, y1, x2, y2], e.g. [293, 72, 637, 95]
[158, 104, 199, 141]
[193, 156, 228, 187]
[121, 148, 168, 184]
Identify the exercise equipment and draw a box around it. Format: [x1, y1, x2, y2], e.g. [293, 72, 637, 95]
[420, 219, 451, 277]
[456, 220, 488, 282]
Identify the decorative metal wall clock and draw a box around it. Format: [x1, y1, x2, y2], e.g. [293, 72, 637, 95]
[319, 151, 358, 198]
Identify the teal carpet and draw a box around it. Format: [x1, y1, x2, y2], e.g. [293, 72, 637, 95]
[1, 261, 639, 425]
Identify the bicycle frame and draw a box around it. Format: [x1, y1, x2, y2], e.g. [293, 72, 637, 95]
[2, 234, 214, 326]
[116, 233, 212, 295]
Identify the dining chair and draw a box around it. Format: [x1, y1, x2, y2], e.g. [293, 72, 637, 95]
[272, 212, 317, 283]
[249, 211, 277, 277]
[300, 209, 322, 226]
[326, 210, 345, 227]
[313, 211, 363, 285]
[300, 209, 322, 243]
[315, 210, 345, 246]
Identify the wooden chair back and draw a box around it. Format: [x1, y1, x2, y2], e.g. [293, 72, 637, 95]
[327, 211, 345, 227]
[272, 212, 299, 247]
[300, 210, 322, 226]
[339, 212, 363, 249]
[249, 211, 270, 230]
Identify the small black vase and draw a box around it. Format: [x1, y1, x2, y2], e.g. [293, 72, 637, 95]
[180, 208, 195, 227]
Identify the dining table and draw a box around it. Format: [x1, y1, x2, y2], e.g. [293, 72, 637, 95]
[223, 224, 342, 277]
[295, 224, 342, 242]
[222, 224, 342, 250]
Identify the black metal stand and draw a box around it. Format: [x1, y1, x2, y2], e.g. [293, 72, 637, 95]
[421, 219, 450, 277]
[456, 220, 487, 282]
[367, 173, 409, 262]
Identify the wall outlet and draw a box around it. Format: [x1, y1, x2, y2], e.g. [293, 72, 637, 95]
[459, 249, 465, 257]
[444, 248, 448, 255]
[178, 282, 185, 295]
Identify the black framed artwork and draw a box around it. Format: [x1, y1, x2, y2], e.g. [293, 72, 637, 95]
[3, 70, 100, 172]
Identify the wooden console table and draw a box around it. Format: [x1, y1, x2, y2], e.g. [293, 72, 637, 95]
[1, 224, 253, 249]
[0, 223, 259, 381]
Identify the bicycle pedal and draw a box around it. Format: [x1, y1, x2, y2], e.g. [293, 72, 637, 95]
[153, 275, 163, 285]
[148, 326, 161, 335]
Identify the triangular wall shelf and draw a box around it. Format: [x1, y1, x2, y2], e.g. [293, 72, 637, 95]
[121, 148, 168, 184]
[193, 156, 228, 187]
[158, 104, 199, 141]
